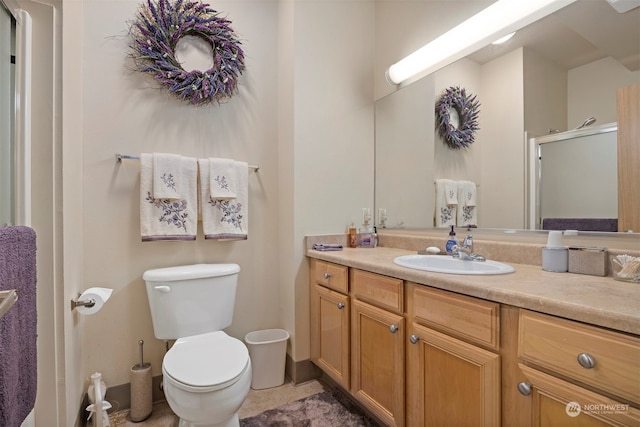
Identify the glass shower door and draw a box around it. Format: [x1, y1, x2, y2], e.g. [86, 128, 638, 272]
[0, 3, 16, 226]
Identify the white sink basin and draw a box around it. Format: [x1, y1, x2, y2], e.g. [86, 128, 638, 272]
[393, 255, 515, 275]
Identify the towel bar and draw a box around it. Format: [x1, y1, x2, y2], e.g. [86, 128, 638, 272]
[116, 153, 260, 172]
[434, 180, 479, 187]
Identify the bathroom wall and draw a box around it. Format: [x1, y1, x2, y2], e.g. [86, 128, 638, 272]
[287, 0, 375, 363]
[568, 56, 640, 128]
[58, 0, 374, 422]
[478, 48, 526, 229]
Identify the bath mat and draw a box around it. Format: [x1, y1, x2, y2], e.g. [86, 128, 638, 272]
[240, 390, 380, 427]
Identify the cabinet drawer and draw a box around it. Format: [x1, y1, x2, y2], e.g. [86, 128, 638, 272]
[519, 310, 640, 404]
[312, 259, 348, 294]
[351, 269, 403, 313]
[412, 285, 500, 350]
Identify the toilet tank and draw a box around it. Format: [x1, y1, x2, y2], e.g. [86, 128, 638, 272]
[143, 264, 241, 340]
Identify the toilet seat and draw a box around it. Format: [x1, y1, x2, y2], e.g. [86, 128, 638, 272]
[163, 331, 250, 393]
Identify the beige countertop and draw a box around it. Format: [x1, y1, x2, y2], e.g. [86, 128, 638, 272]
[306, 246, 640, 336]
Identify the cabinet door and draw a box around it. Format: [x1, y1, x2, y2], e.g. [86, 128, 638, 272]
[518, 364, 640, 427]
[310, 284, 350, 389]
[352, 299, 405, 427]
[407, 322, 501, 427]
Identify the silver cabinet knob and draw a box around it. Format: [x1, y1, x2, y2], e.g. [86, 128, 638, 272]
[337, 302, 345, 309]
[577, 353, 595, 369]
[389, 324, 399, 333]
[409, 334, 419, 344]
[323, 272, 331, 279]
[517, 382, 532, 396]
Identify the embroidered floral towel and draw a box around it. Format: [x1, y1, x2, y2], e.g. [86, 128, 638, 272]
[152, 153, 182, 199]
[209, 158, 237, 200]
[434, 179, 457, 228]
[199, 159, 248, 240]
[457, 180, 477, 227]
[140, 153, 197, 241]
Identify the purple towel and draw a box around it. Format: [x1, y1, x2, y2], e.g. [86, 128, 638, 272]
[0, 226, 37, 427]
[542, 218, 618, 232]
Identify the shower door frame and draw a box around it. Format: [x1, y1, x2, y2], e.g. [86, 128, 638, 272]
[0, 0, 31, 227]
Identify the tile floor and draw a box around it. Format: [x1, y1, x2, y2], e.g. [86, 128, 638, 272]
[108, 379, 329, 426]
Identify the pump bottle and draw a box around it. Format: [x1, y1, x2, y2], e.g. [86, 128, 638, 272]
[445, 225, 457, 255]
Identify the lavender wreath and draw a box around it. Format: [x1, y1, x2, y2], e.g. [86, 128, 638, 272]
[130, 0, 245, 105]
[435, 86, 480, 149]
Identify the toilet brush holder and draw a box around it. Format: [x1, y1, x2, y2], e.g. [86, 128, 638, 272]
[130, 340, 152, 422]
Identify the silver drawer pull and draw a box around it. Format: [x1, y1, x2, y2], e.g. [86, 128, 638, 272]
[337, 302, 345, 309]
[389, 324, 399, 333]
[577, 353, 595, 369]
[517, 382, 532, 396]
[409, 335, 419, 344]
[323, 273, 331, 279]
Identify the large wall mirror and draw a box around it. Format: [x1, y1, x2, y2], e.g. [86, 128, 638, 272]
[375, 0, 639, 234]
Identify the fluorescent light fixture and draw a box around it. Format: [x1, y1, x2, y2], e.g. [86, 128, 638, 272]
[386, 0, 577, 85]
[607, 0, 640, 13]
[492, 32, 516, 45]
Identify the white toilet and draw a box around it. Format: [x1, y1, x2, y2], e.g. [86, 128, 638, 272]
[143, 263, 251, 427]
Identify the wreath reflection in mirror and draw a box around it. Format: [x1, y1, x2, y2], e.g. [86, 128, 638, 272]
[435, 86, 480, 149]
[130, 0, 245, 106]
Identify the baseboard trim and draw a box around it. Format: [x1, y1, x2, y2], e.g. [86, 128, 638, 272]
[284, 355, 322, 385]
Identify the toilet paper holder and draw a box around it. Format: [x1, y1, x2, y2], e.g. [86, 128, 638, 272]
[70, 294, 96, 311]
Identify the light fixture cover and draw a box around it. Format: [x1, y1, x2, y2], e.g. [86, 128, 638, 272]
[386, 0, 577, 85]
[606, 0, 640, 13]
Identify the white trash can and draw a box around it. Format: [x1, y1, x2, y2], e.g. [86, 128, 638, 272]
[244, 329, 289, 390]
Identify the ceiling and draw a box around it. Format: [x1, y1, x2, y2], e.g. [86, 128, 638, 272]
[467, 0, 640, 71]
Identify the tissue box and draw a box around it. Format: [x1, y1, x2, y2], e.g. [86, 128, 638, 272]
[568, 246, 607, 276]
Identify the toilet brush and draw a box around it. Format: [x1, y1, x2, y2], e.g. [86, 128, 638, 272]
[130, 340, 152, 422]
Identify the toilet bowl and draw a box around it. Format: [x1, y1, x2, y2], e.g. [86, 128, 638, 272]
[162, 331, 252, 427]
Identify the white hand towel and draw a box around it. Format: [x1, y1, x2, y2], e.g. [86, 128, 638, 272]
[209, 158, 237, 200]
[457, 180, 478, 227]
[152, 153, 182, 199]
[443, 179, 458, 205]
[140, 154, 197, 241]
[434, 179, 457, 228]
[199, 159, 248, 240]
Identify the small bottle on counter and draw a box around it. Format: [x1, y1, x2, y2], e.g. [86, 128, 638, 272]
[372, 226, 378, 248]
[445, 225, 457, 255]
[358, 209, 375, 248]
[348, 221, 357, 248]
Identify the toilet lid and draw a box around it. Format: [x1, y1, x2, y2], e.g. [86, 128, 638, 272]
[163, 331, 249, 389]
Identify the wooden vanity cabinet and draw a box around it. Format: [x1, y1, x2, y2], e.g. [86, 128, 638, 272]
[309, 259, 350, 389]
[351, 269, 405, 427]
[515, 310, 640, 426]
[309, 257, 640, 427]
[406, 283, 501, 427]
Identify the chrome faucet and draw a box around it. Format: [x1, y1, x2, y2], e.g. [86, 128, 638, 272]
[453, 234, 485, 261]
[462, 234, 473, 253]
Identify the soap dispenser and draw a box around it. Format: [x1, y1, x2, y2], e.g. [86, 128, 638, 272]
[445, 225, 457, 255]
[358, 208, 375, 248]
